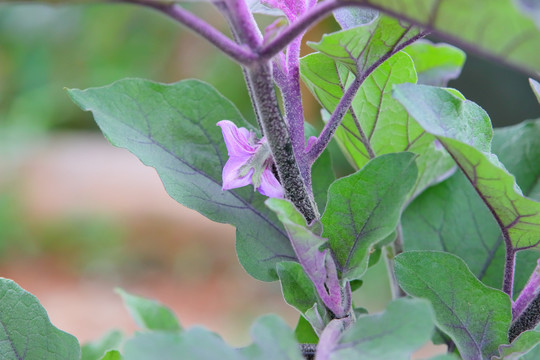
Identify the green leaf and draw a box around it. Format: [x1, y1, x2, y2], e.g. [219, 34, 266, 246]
[402, 40, 466, 86]
[329, 298, 435, 360]
[68, 79, 294, 281]
[395, 84, 540, 251]
[306, 123, 335, 213]
[492, 120, 540, 200]
[351, 0, 540, 78]
[239, 315, 304, 360]
[309, 16, 421, 74]
[294, 316, 318, 344]
[321, 152, 417, 280]
[117, 288, 181, 332]
[333, 8, 379, 29]
[0, 278, 80, 359]
[494, 330, 540, 359]
[123, 328, 240, 360]
[301, 45, 452, 197]
[276, 261, 324, 315]
[82, 330, 122, 360]
[100, 351, 123, 360]
[402, 119, 540, 294]
[392, 84, 492, 152]
[395, 251, 512, 360]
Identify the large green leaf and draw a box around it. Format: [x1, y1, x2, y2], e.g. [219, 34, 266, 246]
[68, 79, 294, 281]
[395, 251, 512, 360]
[301, 39, 452, 197]
[353, 0, 540, 78]
[401, 170, 540, 294]
[309, 15, 421, 74]
[329, 298, 435, 360]
[401, 40, 466, 86]
[395, 84, 540, 251]
[402, 119, 540, 293]
[321, 152, 417, 280]
[117, 288, 181, 332]
[0, 278, 80, 359]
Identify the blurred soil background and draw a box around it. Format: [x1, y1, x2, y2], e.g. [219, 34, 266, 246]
[0, 2, 538, 355]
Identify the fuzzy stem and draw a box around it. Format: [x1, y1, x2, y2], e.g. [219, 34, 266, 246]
[509, 290, 540, 342]
[513, 259, 540, 319]
[503, 241, 516, 299]
[307, 70, 365, 162]
[116, 0, 257, 65]
[246, 63, 319, 222]
[223, 0, 262, 49]
[222, 1, 319, 222]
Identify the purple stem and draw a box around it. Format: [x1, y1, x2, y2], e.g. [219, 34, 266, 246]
[259, 0, 540, 80]
[275, 34, 314, 193]
[504, 245, 517, 300]
[259, 0, 342, 61]
[513, 258, 540, 319]
[307, 30, 428, 163]
[116, 0, 257, 65]
[307, 69, 365, 162]
[223, 0, 262, 50]
[315, 318, 350, 360]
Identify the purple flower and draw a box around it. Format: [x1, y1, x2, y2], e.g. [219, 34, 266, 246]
[217, 120, 284, 198]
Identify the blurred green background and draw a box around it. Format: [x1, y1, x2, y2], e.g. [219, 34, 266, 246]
[0, 2, 538, 348]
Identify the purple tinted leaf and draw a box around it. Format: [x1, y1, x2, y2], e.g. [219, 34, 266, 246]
[267, 198, 350, 318]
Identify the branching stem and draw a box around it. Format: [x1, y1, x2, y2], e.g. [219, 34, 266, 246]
[116, 0, 257, 64]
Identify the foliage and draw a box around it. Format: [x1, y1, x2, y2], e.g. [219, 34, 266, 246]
[1, 1, 540, 359]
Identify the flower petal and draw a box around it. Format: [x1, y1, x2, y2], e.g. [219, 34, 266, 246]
[222, 156, 254, 191]
[257, 168, 284, 198]
[217, 120, 256, 157]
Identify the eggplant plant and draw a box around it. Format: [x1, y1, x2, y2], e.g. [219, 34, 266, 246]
[1, 1, 540, 359]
